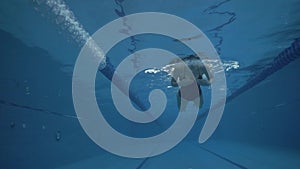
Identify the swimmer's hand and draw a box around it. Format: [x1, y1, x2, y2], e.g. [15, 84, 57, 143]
[171, 77, 178, 87]
[176, 76, 194, 87]
[197, 79, 212, 86]
[197, 74, 213, 86]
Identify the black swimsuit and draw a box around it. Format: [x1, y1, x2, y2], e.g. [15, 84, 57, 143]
[178, 81, 202, 100]
[175, 74, 203, 101]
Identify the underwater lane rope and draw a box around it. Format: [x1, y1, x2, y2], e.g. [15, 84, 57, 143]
[186, 38, 300, 169]
[134, 36, 300, 169]
[99, 58, 148, 111]
[227, 38, 300, 102]
[1, 1, 157, 121]
[33, 0, 151, 112]
[197, 38, 300, 122]
[0, 0, 160, 122]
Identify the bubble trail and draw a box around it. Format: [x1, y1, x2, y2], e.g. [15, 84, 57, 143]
[33, 0, 106, 69]
[33, 0, 162, 125]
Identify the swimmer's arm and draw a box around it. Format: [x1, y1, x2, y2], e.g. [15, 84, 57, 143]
[171, 64, 195, 87]
[197, 64, 214, 86]
[176, 76, 194, 87]
[197, 79, 212, 86]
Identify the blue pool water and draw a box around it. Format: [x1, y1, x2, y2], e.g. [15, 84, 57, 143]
[0, 0, 300, 168]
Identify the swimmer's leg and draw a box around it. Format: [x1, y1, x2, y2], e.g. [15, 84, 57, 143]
[192, 94, 203, 108]
[176, 90, 188, 112]
[192, 85, 203, 109]
[171, 77, 178, 87]
[176, 90, 181, 110]
[198, 85, 204, 108]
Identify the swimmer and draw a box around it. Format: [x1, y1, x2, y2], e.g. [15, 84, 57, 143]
[164, 55, 214, 112]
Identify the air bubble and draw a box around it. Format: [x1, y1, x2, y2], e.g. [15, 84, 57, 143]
[10, 121, 15, 128]
[56, 130, 61, 141]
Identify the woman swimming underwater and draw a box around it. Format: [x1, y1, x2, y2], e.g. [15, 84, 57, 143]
[164, 55, 214, 112]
